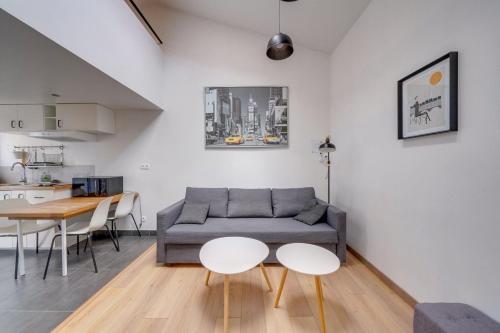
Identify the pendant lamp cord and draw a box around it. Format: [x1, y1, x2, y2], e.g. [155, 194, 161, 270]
[278, 0, 281, 33]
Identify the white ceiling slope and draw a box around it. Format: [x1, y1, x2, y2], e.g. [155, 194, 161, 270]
[0, 9, 160, 110]
[145, 0, 371, 53]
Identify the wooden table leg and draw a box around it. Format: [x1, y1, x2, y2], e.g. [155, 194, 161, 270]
[259, 263, 273, 292]
[224, 275, 230, 333]
[273, 267, 288, 308]
[205, 270, 211, 286]
[314, 275, 327, 333]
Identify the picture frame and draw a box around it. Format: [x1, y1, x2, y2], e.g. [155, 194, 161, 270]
[204, 86, 289, 148]
[398, 52, 458, 139]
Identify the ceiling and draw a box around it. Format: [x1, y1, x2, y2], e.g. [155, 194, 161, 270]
[0, 9, 161, 110]
[143, 0, 371, 53]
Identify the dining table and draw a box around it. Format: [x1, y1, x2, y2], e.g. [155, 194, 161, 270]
[0, 193, 125, 277]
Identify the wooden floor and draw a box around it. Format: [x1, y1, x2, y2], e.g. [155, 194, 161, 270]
[54, 245, 414, 332]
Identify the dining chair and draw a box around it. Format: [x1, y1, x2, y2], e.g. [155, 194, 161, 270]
[106, 192, 140, 252]
[43, 197, 113, 279]
[0, 198, 59, 279]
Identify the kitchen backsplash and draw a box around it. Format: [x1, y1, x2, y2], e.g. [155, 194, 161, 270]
[0, 165, 95, 184]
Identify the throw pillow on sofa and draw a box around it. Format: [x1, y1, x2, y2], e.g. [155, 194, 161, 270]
[272, 187, 317, 217]
[175, 203, 210, 224]
[185, 187, 228, 217]
[294, 203, 328, 225]
[227, 188, 273, 217]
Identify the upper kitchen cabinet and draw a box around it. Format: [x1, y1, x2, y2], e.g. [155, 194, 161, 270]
[0, 103, 114, 135]
[0, 104, 53, 132]
[55, 104, 115, 134]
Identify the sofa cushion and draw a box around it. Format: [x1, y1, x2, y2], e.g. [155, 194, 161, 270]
[227, 188, 273, 217]
[272, 187, 316, 217]
[175, 203, 209, 224]
[185, 187, 228, 217]
[165, 217, 337, 244]
[294, 203, 329, 225]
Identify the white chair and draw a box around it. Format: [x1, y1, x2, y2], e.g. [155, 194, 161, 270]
[43, 197, 113, 279]
[106, 192, 140, 252]
[0, 199, 58, 279]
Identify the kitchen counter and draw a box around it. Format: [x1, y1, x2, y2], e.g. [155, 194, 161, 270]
[0, 193, 125, 220]
[0, 183, 72, 191]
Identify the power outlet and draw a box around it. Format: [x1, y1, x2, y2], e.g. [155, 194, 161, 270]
[140, 162, 151, 170]
[141, 216, 147, 223]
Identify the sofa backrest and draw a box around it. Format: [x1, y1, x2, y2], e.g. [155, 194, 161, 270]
[227, 188, 273, 218]
[185, 187, 228, 217]
[272, 187, 317, 217]
[184, 187, 317, 218]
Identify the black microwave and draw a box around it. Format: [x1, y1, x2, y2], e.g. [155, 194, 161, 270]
[72, 176, 123, 197]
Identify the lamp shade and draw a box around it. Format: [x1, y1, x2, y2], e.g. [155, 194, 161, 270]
[319, 137, 336, 153]
[266, 33, 294, 60]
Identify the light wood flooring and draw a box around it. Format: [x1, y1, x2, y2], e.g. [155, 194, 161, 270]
[54, 245, 414, 332]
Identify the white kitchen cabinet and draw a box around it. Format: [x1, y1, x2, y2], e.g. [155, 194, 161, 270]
[0, 191, 12, 200]
[0, 105, 20, 132]
[26, 190, 54, 204]
[56, 103, 115, 134]
[0, 104, 53, 132]
[0, 191, 14, 248]
[11, 190, 26, 199]
[17, 105, 46, 132]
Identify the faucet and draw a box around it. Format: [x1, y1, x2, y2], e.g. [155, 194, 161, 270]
[11, 162, 27, 184]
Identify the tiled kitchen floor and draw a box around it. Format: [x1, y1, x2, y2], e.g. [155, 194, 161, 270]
[0, 235, 155, 333]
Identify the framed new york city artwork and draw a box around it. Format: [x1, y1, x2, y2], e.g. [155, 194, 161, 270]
[398, 52, 458, 139]
[204, 86, 288, 148]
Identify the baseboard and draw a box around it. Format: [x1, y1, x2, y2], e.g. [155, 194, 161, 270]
[347, 245, 417, 308]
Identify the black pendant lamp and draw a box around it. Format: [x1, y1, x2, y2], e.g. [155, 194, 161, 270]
[267, 0, 297, 60]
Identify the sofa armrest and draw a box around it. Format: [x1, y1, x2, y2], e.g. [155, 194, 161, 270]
[317, 199, 347, 263]
[156, 199, 184, 263]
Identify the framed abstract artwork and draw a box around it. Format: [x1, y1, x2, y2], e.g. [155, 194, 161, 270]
[398, 52, 458, 139]
[204, 86, 288, 148]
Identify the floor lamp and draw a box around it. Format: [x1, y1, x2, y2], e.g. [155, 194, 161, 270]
[319, 136, 336, 204]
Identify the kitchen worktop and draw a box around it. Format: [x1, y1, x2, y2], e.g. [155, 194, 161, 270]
[0, 193, 131, 220]
[0, 183, 72, 191]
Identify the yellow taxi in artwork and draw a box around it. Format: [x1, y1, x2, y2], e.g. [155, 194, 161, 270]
[224, 135, 244, 145]
[263, 135, 280, 144]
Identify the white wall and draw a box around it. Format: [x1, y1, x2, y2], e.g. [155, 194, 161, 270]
[0, 0, 164, 108]
[329, 0, 500, 320]
[0, 134, 97, 167]
[2, 6, 331, 231]
[90, 5, 331, 229]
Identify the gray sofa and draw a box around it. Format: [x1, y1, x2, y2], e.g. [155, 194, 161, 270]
[156, 187, 346, 264]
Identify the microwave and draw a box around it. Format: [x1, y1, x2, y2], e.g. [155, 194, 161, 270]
[72, 176, 123, 197]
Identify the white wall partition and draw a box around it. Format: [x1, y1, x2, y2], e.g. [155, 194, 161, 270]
[0, 0, 164, 108]
[89, 6, 331, 230]
[1, 6, 331, 235]
[329, 0, 500, 321]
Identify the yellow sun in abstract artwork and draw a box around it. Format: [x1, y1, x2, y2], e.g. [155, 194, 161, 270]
[429, 71, 443, 86]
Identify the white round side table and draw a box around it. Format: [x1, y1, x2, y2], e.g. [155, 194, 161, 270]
[274, 243, 341, 333]
[199, 237, 273, 333]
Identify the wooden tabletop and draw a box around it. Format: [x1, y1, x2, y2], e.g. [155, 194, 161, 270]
[0, 193, 126, 220]
[0, 183, 72, 191]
